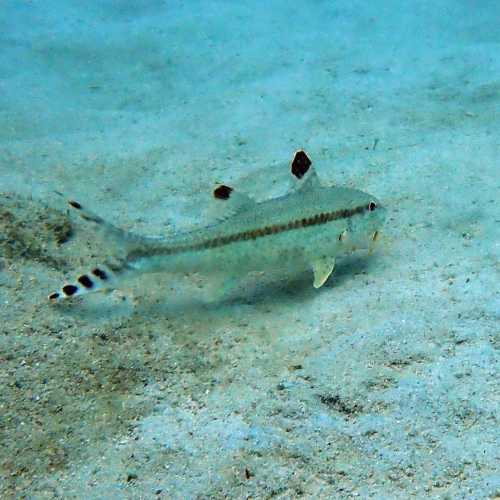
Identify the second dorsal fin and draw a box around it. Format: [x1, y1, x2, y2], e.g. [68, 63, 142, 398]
[205, 183, 256, 222]
[213, 184, 255, 209]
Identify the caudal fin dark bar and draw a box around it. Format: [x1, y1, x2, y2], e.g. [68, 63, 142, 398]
[48, 266, 113, 302]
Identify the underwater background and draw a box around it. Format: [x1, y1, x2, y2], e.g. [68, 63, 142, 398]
[1, 0, 499, 498]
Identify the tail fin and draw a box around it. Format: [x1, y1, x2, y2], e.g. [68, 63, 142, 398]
[48, 265, 117, 302]
[48, 197, 137, 302]
[65, 198, 136, 249]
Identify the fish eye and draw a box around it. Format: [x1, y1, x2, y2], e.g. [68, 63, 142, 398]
[368, 201, 377, 212]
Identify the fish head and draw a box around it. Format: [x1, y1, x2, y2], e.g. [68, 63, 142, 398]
[341, 191, 387, 252]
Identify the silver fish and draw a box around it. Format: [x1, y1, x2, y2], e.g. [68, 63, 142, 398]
[49, 151, 386, 302]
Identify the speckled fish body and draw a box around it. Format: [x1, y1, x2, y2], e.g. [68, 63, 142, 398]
[49, 151, 386, 301]
[130, 185, 383, 274]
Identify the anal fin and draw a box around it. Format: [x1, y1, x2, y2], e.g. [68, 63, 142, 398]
[311, 257, 335, 288]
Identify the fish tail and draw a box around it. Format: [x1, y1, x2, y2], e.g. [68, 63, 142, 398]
[65, 198, 135, 250]
[48, 264, 119, 302]
[48, 197, 137, 302]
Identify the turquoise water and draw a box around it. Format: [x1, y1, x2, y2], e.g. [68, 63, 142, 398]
[1, 1, 499, 497]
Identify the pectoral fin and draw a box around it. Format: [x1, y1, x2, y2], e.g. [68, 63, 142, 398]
[311, 257, 336, 288]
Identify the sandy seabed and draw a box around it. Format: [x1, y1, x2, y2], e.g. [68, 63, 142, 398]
[1, 1, 499, 498]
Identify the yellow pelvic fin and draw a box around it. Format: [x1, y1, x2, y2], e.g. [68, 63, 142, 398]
[311, 257, 336, 288]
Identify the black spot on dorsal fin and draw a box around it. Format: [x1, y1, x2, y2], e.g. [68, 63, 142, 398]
[291, 150, 312, 179]
[213, 185, 234, 200]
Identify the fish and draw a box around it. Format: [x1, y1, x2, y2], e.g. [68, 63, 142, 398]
[48, 150, 386, 302]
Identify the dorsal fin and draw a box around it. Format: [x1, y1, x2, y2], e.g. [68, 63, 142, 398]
[289, 150, 322, 192]
[291, 150, 312, 179]
[205, 183, 256, 222]
[213, 185, 234, 200]
[213, 184, 255, 209]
